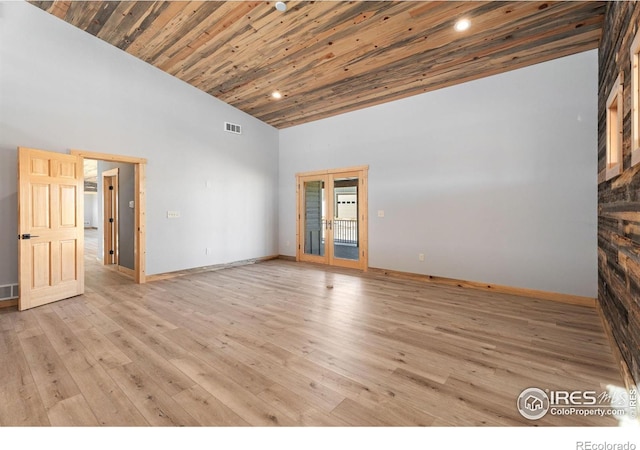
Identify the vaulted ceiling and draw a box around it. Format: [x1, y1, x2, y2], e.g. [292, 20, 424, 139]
[30, 1, 605, 129]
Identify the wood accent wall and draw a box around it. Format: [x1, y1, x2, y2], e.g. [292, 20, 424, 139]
[598, 2, 640, 388]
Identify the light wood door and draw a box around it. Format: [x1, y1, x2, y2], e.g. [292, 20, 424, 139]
[296, 166, 368, 271]
[18, 147, 84, 311]
[102, 168, 118, 265]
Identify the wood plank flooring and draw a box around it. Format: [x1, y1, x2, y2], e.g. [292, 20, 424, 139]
[0, 231, 627, 426]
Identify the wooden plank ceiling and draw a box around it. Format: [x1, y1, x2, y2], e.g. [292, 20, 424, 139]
[30, 1, 605, 129]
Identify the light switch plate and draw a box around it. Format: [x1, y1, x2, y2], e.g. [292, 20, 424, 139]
[167, 211, 180, 219]
[377, 210, 385, 218]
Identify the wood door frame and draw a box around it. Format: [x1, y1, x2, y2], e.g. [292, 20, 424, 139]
[102, 168, 119, 266]
[296, 165, 368, 271]
[71, 149, 147, 284]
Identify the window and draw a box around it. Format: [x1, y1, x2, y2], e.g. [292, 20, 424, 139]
[605, 74, 623, 180]
[631, 31, 640, 167]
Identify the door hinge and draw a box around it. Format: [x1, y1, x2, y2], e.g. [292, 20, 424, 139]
[109, 250, 114, 255]
[109, 218, 114, 223]
[109, 185, 114, 190]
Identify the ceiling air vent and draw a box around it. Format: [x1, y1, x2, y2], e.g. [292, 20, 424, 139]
[224, 122, 242, 135]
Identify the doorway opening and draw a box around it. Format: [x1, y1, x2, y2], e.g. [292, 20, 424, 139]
[296, 166, 368, 271]
[72, 149, 147, 284]
[84, 160, 138, 282]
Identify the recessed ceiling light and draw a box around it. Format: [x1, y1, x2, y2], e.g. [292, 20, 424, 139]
[272, 91, 282, 99]
[454, 18, 471, 32]
[275, 2, 287, 12]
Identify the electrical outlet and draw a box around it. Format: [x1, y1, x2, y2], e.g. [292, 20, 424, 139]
[167, 211, 180, 219]
[419, 253, 425, 262]
[205, 248, 211, 255]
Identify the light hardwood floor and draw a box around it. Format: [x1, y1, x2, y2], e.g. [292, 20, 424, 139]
[0, 233, 627, 426]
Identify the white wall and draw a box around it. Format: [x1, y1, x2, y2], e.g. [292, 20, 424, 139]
[83, 193, 98, 228]
[0, 1, 279, 282]
[279, 51, 598, 297]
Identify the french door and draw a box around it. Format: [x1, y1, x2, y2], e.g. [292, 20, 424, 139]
[296, 166, 368, 270]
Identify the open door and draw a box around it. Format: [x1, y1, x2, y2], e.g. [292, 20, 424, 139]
[18, 147, 84, 311]
[102, 168, 119, 265]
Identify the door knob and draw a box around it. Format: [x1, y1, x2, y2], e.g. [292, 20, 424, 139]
[19, 234, 40, 240]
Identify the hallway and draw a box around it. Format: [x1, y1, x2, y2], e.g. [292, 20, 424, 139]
[84, 228, 133, 292]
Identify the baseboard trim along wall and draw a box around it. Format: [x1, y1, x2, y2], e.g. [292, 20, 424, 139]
[0, 258, 596, 310]
[368, 267, 596, 308]
[0, 299, 18, 310]
[145, 255, 280, 282]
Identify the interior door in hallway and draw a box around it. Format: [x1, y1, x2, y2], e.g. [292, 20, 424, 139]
[296, 166, 368, 271]
[102, 168, 119, 265]
[17, 147, 84, 311]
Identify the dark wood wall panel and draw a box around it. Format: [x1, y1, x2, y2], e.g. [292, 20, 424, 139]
[598, 2, 640, 388]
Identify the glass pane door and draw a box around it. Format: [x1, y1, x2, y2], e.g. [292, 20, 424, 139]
[297, 167, 367, 271]
[303, 179, 326, 257]
[332, 176, 359, 262]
